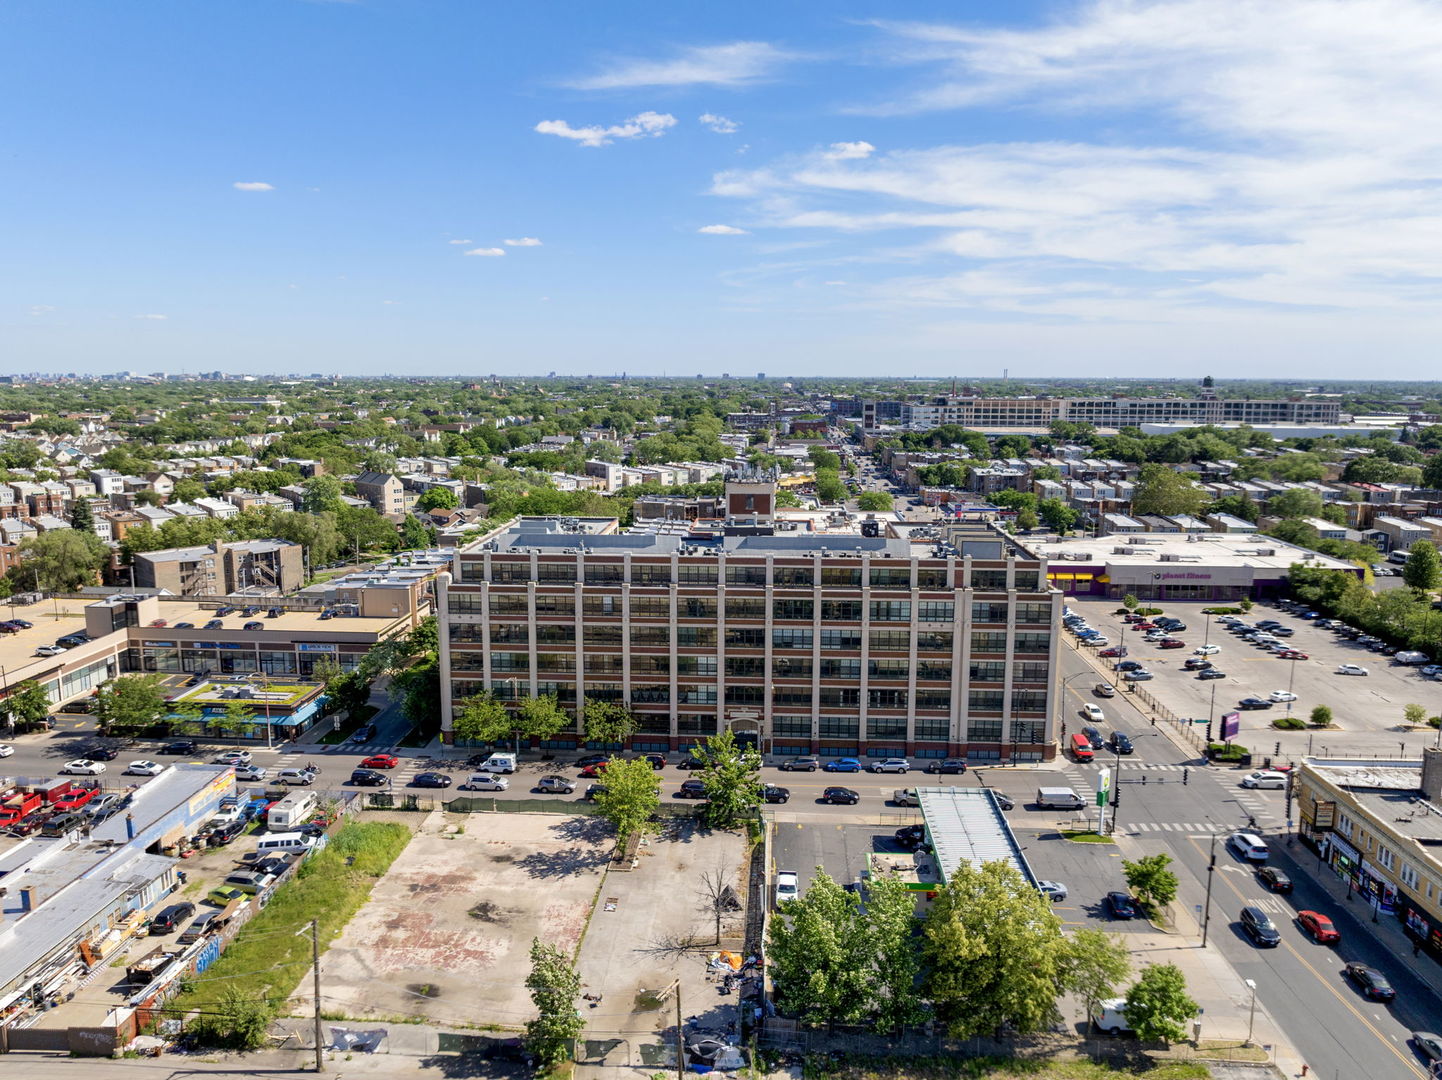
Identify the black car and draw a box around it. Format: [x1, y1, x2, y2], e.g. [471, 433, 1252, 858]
[1105, 891, 1139, 919]
[243, 621, 264, 631]
[779, 757, 820, 771]
[924, 758, 968, 774]
[242, 607, 260, 617]
[1257, 866, 1293, 893]
[821, 786, 860, 805]
[1238, 697, 1273, 710]
[640, 753, 666, 770]
[584, 783, 607, 800]
[1108, 732, 1134, 754]
[216, 606, 236, 616]
[895, 824, 928, 850]
[677, 779, 708, 799]
[82, 745, 120, 761]
[1183, 658, 1212, 670]
[252, 855, 293, 877]
[412, 772, 452, 788]
[208, 820, 247, 846]
[59, 699, 95, 713]
[160, 740, 198, 754]
[1240, 905, 1281, 947]
[1116, 660, 1143, 671]
[762, 784, 790, 804]
[150, 901, 197, 935]
[1198, 669, 1227, 680]
[574, 754, 610, 769]
[349, 768, 390, 787]
[1344, 963, 1396, 1002]
[675, 757, 711, 770]
[1082, 725, 1105, 750]
[204, 619, 225, 630]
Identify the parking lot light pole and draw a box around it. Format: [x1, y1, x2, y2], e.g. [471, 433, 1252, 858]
[1285, 657, 1298, 720]
[1244, 978, 1258, 1046]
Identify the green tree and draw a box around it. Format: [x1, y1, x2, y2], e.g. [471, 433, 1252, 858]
[523, 938, 584, 1067]
[592, 757, 660, 849]
[1123, 963, 1197, 1043]
[1404, 703, 1428, 727]
[134, 489, 164, 507]
[13, 529, 110, 592]
[1121, 854, 1179, 911]
[1207, 493, 1258, 522]
[221, 699, 258, 740]
[324, 669, 373, 721]
[1266, 488, 1326, 521]
[301, 474, 345, 514]
[186, 985, 274, 1051]
[921, 860, 1067, 1037]
[516, 693, 572, 746]
[94, 674, 169, 734]
[867, 874, 925, 1032]
[1422, 452, 1442, 490]
[767, 869, 872, 1026]
[393, 657, 440, 736]
[583, 698, 637, 746]
[69, 498, 96, 534]
[1015, 507, 1039, 531]
[1310, 704, 1333, 727]
[696, 729, 764, 828]
[807, 446, 841, 471]
[452, 691, 513, 745]
[169, 701, 207, 737]
[813, 468, 847, 503]
[1057, 928, 1131, 1020]
[1132, 463, 1208, 517]
[856, 491, 892, 512]
[2, 678, 52, 732]
[171, 478, 208, 503]
[1037, 497, 1079, 534]
[1403, 541, 1441, 591]
[416, 487, 459, 511]
[1122, 594, 1139, 611]
[398, 513, 434, 549]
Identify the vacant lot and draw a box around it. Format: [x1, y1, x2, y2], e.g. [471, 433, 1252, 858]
[293, 811, 611, 1027]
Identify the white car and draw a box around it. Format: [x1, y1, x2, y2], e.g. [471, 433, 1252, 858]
[1241, 770, 1289, 790]
[1194, 644, 1220, 655]
[62, 759, 106, 775]
[870, 758, 912, 774]
[462, 774, 509, 791]
[276, 768, 316, 785]
[0, 744, 13, 758]
[1269, 691, 1298, 703]
[1080, 636, 1110, 647]
[215, 750, 252, 765]
[1336, 664, 1369, 676]
[34, 644, 66, 657]
[775, 870, 799, 907]
[235, 764, 268, 781]
[1094, 683, 1116, 697]
[1081, 704, 1106, 722]
[124, 760, 163, 776]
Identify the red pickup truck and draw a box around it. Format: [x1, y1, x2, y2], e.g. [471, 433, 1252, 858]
[52, 787, 97, 812]
[0, 791, 43, 827]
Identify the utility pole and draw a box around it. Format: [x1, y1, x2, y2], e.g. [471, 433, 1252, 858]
[665, 979, 684, 1080]
[311, 918, 324, 1073]
[1201, 833, 1218, 947]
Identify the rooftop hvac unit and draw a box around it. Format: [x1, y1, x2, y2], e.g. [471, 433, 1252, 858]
[1254, 548, 1276, 556]
[1113, 546, 1136, 555]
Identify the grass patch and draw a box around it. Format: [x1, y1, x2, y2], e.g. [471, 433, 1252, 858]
[1061, 831, 1115, 844]
[167, 820, 411, 1040]
[799, 1054, 1209, 1080]
[317, 705, 379, 744]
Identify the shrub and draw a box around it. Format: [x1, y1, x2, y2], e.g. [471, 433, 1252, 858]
[1310, 705, 1334, 728]
[1207, 742, 1249, 760]
[1201, 606, 1243, 615]
[1272, 717, 1306, 730]
[1135, 607, 1164, 617]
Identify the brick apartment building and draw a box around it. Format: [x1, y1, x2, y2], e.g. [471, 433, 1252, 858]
[132, 539, 304, 596]
[438, 474, 1061, 760]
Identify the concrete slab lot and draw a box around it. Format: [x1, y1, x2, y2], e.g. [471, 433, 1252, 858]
[293, 812, 610, 1026]
[1066, 598, 1440, 749]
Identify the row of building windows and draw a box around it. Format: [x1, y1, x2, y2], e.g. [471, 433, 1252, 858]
[462, 560, 1043, 591]
[468, 594, 1049, 624]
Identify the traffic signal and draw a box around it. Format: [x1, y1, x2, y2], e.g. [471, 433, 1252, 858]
[1183, 768, 1189, 785]
[1205, 722, 1213, 744]
[1150, 715, 1156, 726]
[1275, 742, 1281, 756]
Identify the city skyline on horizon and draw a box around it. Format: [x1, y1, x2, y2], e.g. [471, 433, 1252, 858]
[7, 1, 1442, 378]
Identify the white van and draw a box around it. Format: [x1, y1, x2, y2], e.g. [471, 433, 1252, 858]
[254, 832, 324, 855]
[1092, 999, 1133, 1036]
[474, 753, 516, 774]
[1037, 787, 1087, 810]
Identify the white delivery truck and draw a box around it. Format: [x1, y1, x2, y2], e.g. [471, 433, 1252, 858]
[1036, 787, 1087, 810]
[1395, 651, 1430, 665]
[1092, 999, 1134, 1035]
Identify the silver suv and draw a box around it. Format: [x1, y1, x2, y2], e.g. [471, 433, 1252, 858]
[869, 758, 911, 774]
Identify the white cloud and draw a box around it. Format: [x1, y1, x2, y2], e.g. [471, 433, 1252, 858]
[568, 42, 794, 90]
[825, 141, 875, 160]
[699, 224, 749, 235]
[464, 247, 506, 257]
[448, 239, 473, 245]
[504, 237, 543, 247]
[700, 113, 740, 134]
[134, 313, 168, 320]
[705, 1, 1442, 333]
[27, 304, 55, 316]
[534, 111, 676, 148]
[232, 181, 274, 192]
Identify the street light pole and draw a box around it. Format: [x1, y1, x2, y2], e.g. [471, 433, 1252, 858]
[1244, 978, 1258, 1046]
[1202, 832, 1218, 947]
[1285, 656, 1297, 722]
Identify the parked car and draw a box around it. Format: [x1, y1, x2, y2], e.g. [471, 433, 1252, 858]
[534, 776, 575, 795]
[762, 784, 790, 804]
[160, 740, 198, 755]
[1238, 697, 1273, 710]
[775, 871, 799, 907]
[276, 768, 317, 785]
[204, 619, 225, 629]
[33, 644, 66, 657]
[412, 772, 452, 788]
[178, 911, 226, 944]
[1157, 639, 1186, 649]
[824, 758, 863, 773]
[124, 760, 164, 776]
[1183, 658, 1213, 670]
[243, 621, 264, 631]
[1344, 963, 1395, 1002]
[821, 786, 860, 805]
[1199, 668, 1227, 680]
[991, 792, 1015, 811]
[459, 773, 507, 791]
[207, 885, 247, 907]
[360, 754, 399, 769]
[868, 758, 911, 774]
[1277, 649, 1309, 660]
[779, 757, 821, 772]
[1098, 646, 1126, 658]
[1116, 660, 1143, 671]
[574, 754, 610, 769]
[1410, 1032, 1442, 1063]
[1195, 644, 1220, 655]
[150, 902, 197, 935]
[924, 758, 968, 774]
[1122, 670, 1154, 681]
[61, 759, 105, 775]
[1240, 905, 1281, 947]
[1105, 891, 1139, 919]
[892, 789, 920, 807]
[1269, 690, 1298, 702]
[677, 779, 708, 799]
[1037, 880, 1068, 902]
[640, 753, 667, 770]
[223, 871, 272, 894]
[349, 769, 390, 787]
[1298, 910, 1340, 943]
[235, 764, 268, 781]
[894, 824, 928, 850]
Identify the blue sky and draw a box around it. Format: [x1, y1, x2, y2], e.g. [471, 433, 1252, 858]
[5, 0, 1442, 378]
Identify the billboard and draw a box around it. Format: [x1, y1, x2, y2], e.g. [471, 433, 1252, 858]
[1221, 711, 1241, 742]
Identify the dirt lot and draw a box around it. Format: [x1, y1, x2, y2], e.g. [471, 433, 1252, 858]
[292, 810, 612, 1027]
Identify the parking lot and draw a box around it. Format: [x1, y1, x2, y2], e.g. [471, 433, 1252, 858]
[1064, 598, 1439, 749]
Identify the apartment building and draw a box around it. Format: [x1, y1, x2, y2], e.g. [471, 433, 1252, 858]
[438, 476, 1061, 760]
[861, 396, 1342, 432]
[1295, 752, 1442, 965]
[132, 539, 303, 596]
[352, 471, 406, 516]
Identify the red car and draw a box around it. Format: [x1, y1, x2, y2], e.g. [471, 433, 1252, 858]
[1099, 647, 1126, 658]
[1277, 649, 1309, 660]
[359, 754, 399, 769]
[1298, 910, 1340, 944]
[1123, 614, 1146, 623]
[1133, 622, 1157, 631]
[1157, 639, 1186, 649]
[579, 761, 611, 778]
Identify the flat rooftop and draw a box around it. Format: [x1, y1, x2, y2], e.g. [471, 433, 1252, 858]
[916, 787, 1036, 887]
[141, 600, 410, 637]
[1017, 532, 1357, 572]
[1303, 760, 1442, 845]
[0, 601, 107, 682]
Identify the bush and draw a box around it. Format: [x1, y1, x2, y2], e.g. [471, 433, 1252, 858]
[1272, 716, 1306, 730]
[1201, 606, 1243, 615]
[1207, 741, 1249, 760]
[1310, 705, 1334, 728]
[1135, 607, 1164, 617]
[1430, 717, 1441, 730]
